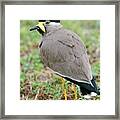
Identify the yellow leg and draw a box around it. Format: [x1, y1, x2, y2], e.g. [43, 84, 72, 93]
[72, 84, 77, 100]
[61, 78, 67, 100]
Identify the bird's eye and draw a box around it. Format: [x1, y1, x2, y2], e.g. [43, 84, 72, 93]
[45, 20, 50, 24]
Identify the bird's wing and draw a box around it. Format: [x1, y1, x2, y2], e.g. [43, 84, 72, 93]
[40, 29, 92, 82]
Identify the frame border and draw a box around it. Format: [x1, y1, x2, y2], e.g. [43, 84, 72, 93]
[0, 0, 119, 119]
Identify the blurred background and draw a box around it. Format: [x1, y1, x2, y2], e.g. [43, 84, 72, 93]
[20, 20, 100, 100]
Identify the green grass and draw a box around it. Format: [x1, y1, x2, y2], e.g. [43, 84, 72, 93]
[20, 20, 100, 100]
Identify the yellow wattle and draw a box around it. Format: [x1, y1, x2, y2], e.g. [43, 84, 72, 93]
[37, 22, 45, 33]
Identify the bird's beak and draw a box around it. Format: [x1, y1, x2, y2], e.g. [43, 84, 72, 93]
[30, 26, 38, 31]
[30, 22, 46, 34]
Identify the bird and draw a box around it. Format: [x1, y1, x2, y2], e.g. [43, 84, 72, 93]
[30, 20, 100, 100]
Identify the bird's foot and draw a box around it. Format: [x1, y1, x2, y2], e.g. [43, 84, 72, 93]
[64, 89, 67, 100]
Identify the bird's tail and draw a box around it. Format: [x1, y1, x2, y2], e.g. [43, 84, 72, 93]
[63, 75, 100, 95]
[79, 76, 100, 95]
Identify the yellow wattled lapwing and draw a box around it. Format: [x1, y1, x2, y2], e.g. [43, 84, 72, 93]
[30, 20, 100, 100]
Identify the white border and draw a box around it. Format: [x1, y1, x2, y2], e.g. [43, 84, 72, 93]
[5, 5, 115, 115]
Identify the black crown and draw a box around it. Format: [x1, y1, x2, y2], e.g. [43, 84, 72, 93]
[39, 20, 60, 23]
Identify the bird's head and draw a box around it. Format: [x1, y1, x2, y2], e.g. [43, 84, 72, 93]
[30, 20, 60, 35]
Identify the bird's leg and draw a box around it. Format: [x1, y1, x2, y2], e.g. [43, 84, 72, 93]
[72, 84, 77, 100]
[61, 78, 67, 100]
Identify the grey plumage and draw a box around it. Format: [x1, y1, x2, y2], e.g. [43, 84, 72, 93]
[39, 24, 92, 84]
